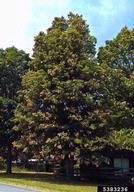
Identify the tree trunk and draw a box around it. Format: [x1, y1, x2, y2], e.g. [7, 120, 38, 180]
[65, 157, 74, 179]
[6, 143, 12, 174]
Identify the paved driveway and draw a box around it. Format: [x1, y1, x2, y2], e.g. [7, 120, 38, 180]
[0, 183, 40, 192]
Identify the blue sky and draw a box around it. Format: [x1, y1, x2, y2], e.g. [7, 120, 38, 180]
[0, 0, 133, 54]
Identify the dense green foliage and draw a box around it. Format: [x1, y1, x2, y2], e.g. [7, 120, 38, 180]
[14, 13, 133, 177]
[98, 27, 134, 150]
[0, 13, 133, 177]
[0, 47, 30, 173]
[98, 27, 134, 75]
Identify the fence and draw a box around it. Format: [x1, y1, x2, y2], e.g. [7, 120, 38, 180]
[80, 167, 134, 181]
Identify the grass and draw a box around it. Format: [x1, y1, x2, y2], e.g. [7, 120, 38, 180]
[0, 168, 97, 192]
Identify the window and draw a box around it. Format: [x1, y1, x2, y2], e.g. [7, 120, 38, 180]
[114, 158, 129, 169]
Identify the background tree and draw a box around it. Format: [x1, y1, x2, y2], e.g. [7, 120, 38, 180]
[15, 14, 132, 178]
[0, 46, 30, 173]
[98, 27, 134, 75]
[98, 27, 134, 150]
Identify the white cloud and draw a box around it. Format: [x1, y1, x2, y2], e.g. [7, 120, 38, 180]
[33, 0, 70, 9]
[0, 0, 71, 54]
[86, 0, 128, 31]
[30, 0, 71, 33]
[82, 0, 133, 48]
[0, 0, 132, 54]
[99, 0, 126, 16]
[0, 0, 33, 53]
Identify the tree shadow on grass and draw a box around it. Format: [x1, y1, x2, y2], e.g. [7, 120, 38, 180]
[0, 171, 97, 187]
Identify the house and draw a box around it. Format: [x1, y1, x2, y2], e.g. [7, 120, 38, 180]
[80, 147, 134, 179]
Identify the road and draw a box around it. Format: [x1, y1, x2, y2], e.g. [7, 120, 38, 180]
[0, 183, 40, 192]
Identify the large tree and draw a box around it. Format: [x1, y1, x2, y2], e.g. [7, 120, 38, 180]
[0, 46, 29, 173]
[98, 27, 134, 150]
[15, 14, 132, 177]
[98, 27, 134, 75]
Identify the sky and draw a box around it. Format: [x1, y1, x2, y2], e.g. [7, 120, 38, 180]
[0, 0, 133, 54]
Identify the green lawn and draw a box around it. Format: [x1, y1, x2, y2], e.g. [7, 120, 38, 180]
[0, 169, 97, 192]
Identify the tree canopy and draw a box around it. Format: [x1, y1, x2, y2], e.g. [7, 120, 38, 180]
[98, 27, 134, 75]
[14, 13, 133, 177]
[0, 13, 133, 177]
[0, 46, 30, 173]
